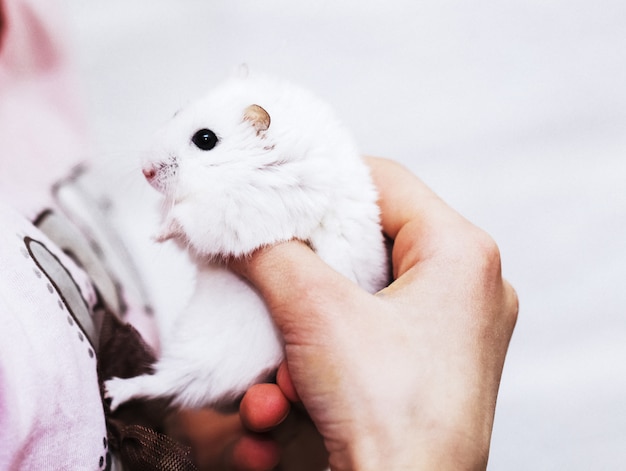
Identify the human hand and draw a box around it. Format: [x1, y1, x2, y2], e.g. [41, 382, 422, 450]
[165, 374, 325, 471]
[164, 385, 290, 471]
[233, 157, 518, 471]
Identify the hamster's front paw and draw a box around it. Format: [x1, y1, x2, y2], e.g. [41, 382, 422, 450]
[153, 218, 183, 243]
[104, 377, 140, 412]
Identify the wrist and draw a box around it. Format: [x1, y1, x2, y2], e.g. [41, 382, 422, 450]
[347, 438, 488, 471]
[341, 419, 490, 471]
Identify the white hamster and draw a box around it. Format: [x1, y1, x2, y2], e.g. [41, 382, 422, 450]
[104, 72, 389, 411]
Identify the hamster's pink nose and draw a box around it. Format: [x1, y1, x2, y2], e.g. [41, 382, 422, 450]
[142, 165, 157, 181]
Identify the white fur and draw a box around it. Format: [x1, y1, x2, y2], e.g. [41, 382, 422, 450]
[105, 73, 389, 410]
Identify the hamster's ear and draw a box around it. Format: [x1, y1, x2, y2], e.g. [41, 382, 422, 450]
[243, 104, 271, 134]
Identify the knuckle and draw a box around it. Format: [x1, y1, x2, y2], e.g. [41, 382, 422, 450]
[504, 280, 520, 328]
[468, 226, 501, 263]
[445, 224, 502, 278]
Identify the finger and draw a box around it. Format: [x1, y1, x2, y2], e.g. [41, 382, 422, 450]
[276, 362, 300, 403]
[364, 156, 485, 278]
[364, 156, 461, 239]
[240, 383, 290, 432]
[225, 434, 281, 471]
[502, 279, 519, 333]
[165, 408, 244, 470]
[233, 241, 364, 339]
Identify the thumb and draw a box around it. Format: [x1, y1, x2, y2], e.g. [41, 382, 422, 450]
[233, 240, 364, 342]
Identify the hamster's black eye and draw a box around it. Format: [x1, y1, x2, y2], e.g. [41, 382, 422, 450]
[191, 129, 218, 151]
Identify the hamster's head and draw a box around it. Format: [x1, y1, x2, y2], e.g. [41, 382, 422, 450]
[141, 102, 270, 194]
[141, 81, 330, 259]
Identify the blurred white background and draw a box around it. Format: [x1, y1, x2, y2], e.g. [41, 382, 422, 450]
[59, 0, 626, 468]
